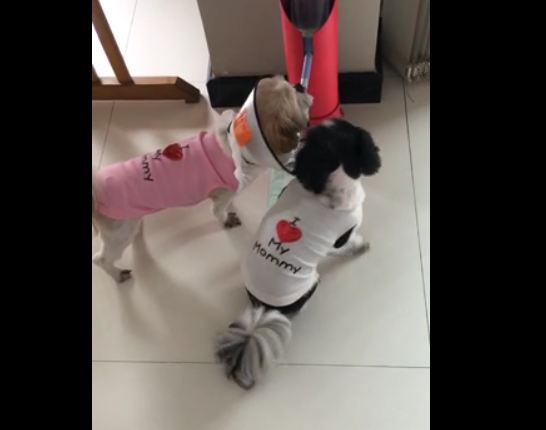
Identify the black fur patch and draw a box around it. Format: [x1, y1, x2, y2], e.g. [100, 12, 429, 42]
[333, 226, 356, 249]
[293, 119, 381, 194]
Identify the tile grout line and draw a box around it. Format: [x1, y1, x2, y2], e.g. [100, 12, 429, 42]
[97, 103, 115, 168]
[97, 0, 139, 169]
[92, 359, 430, 370]
[123, 0, 139, 55]
[402, 80, 430, 340]
[285, 363, 428, 369]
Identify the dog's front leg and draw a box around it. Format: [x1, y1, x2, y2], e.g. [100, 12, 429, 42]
[93, 217, 141, 283]
[210, 188, 241, 228]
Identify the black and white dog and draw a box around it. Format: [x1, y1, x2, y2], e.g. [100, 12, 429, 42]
[216, 118, 382, 389]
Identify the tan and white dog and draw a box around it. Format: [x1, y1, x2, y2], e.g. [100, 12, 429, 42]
[92, 76, 313, 282]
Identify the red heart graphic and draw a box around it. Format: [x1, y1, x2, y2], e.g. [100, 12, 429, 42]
[162, 143, 184, 161]
[276, 220, 302, 243]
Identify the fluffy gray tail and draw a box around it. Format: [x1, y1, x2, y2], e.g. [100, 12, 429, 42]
[215, 306, 292, 389]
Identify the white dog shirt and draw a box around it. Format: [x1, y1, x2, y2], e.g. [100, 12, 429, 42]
[242, 179, 364, 307]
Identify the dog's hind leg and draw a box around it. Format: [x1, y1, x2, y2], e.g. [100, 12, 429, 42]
[93, 217, 141, 283]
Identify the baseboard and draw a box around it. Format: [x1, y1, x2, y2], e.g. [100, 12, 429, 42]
[338, 24, 384, 104]
[207, 70, 382, 108]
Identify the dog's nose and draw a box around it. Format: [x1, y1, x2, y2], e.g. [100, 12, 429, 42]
[293, 83, 305, 93]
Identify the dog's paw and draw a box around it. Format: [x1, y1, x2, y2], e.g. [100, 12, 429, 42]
[118, 269, 133, 283]
[224, 212, 242, 229]
[353, 241, 370, 256]
[350, 234, 370, 256]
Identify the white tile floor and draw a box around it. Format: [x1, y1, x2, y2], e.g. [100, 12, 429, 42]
[92, 1, 430, 429]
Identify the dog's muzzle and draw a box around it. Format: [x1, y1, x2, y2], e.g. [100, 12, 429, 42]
[293, 83, 305, 93]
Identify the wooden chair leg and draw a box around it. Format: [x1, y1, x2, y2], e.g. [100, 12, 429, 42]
[92, 0, 133, 85]
[92, 66, 100, 85]
[92, 77, 200, 101]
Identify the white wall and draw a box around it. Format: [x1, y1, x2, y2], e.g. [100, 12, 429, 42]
[338, 0, 381, 72]
[381, 0, 421, 76]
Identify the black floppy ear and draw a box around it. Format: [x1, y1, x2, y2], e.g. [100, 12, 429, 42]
[294, 132, 338, 194]
[358, 129, 381, 176]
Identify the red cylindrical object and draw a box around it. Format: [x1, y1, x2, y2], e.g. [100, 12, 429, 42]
[280, 0, 342, 125]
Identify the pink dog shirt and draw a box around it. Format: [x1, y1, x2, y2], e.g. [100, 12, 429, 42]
[94, 131, 238, 220]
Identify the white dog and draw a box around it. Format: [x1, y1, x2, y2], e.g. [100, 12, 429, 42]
[92, 77, 312, 282]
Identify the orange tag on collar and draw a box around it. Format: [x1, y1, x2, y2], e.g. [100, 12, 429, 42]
[233, 111, 253, 146]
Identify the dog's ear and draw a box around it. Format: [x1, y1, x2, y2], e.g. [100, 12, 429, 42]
[294, 131, 339, 194]
[357, 128, 381, 176]
[334, 122, 380, 179]
[271, 100, 308, 154]
[256, 78, 309, 154]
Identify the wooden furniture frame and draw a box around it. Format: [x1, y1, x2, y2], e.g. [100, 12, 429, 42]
[92, 0, 200, 101]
